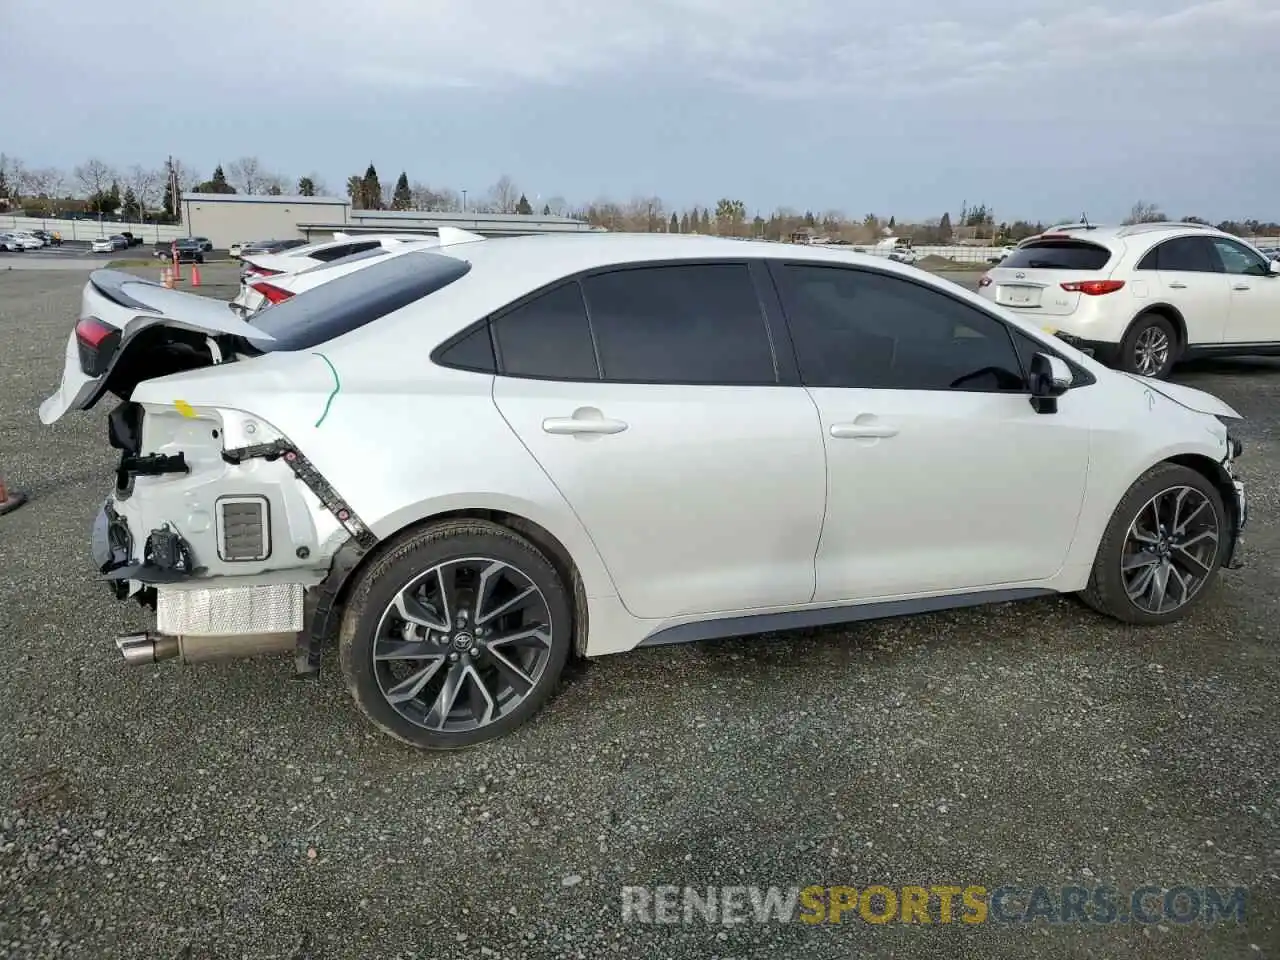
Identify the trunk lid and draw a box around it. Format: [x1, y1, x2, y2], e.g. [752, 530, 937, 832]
[980, 236, 1119, 318]
[39, 269, 275, 425]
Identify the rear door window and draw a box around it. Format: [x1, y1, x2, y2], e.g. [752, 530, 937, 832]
[491, 283, 600, 380]
[1137, 237, 1219, 272]
[1000, 241, 1111, 271]
[580, 263, 777, 384]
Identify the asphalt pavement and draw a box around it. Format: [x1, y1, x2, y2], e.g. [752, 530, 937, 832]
[0, 267, 1278, 959]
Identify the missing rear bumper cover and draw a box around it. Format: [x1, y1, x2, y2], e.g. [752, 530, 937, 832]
[222, 439, 377, 549]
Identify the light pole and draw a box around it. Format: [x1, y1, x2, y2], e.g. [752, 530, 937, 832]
[461, 189, 468, 213]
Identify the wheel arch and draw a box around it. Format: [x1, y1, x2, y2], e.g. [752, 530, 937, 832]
[1126, 303, 1188, 355]
[1164, 452, 1240, 534]
[308, 502, 604, 665]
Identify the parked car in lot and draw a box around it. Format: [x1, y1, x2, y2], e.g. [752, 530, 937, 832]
[191, 236, 214, 252]
[0, 233, 27, 252]
[988, 244, 1018, 264]
[152, 239, 205, 263]
[977, 222, 1280, 378]
[32, 229, 62, 246]
[237, 238, 309, 259]
[234, 233, 429, 314]
[90, 237, 117, 253]
[7, 231, 44, 249]
[38, 233, 1248, 749]
[118, 232, 143, 248]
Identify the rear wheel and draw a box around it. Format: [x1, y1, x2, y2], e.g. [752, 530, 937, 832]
[1079, 463, 1226, 625]
[1120, 313, 1177, 378]
[339, 520, 572, 749]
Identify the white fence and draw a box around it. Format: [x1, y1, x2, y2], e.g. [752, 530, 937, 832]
[0, 214, 187, 243]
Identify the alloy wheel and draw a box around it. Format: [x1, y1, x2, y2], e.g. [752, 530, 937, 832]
[372, 557, 554, 733]
[1133, 326, 1170, 376]
[1121, 485, 1220, 614]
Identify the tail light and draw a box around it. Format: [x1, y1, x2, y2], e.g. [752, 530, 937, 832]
[75, 317, 121, 376]
[246, 266, 283, 278]
[977, 275, 992, 288]
[251, 281, 294, 304]
[1061, 280, 1125, 296]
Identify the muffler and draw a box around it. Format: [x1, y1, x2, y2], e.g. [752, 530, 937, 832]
[115, 631, 296, 665]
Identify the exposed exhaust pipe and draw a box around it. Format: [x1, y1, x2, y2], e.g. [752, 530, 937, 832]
[115, 631, 296, 665]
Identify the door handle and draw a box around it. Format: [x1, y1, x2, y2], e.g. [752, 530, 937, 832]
[542, 413, 628, 436]
[1233, 283, 1251, 291]
[830, 422, 899, 439]
[1167, 282, 1187, 289]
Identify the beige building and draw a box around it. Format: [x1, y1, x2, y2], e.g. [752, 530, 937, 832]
[181, 193, 601, 249]
[181, 193, 349, 249]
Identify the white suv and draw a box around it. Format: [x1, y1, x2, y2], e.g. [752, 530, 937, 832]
[977, 222, 1280, 378]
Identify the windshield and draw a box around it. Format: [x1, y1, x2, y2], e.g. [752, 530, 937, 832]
[249, 249, 471, 352]
[1000, 240, 1112, 270]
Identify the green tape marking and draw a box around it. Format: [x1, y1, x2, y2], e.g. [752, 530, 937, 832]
[313, 352, 340, 428]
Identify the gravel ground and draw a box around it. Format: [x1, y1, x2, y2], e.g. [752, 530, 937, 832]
[1, 267, 1278, 959]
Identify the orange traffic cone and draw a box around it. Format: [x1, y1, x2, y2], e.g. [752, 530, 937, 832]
[191, 264, 201, 287]
[0, 474, 27, 516]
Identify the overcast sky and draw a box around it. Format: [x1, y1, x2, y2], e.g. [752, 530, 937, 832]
[2, 0, 1278, 222]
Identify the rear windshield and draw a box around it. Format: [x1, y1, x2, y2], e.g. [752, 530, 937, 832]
[295, 247, 391, 275]
[1000, 240, 1111, 271]
[249, 249, 471, 352]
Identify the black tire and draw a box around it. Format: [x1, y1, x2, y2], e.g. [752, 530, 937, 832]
[338, 519, 572, 749]
[1079, 463, 1226, 626]
[1119, 313, 1177, 379]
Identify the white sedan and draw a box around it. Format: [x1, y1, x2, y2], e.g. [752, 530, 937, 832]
[90, 237, 116, 253]
[40, 233, 1247, 750]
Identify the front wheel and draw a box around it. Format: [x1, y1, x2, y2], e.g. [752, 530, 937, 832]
[1079, 463, 1227, 625]
[339, 519, 572, 749]
[1120, 314, 1177, 378]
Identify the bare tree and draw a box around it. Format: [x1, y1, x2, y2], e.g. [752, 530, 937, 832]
[127, 165, 160, 218]
[17, 166, 49, 198]
[260, 171, 290, 196]
[1123, 201, 1166, 225]
[487, 175, 520, 214]
[74, 158, 116, 199]
[227, 156, 264, 195]
[543, 195, 568, 217]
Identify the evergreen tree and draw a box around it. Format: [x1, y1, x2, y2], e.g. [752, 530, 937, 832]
[210, 165, 233, 194]
[121, 186, 140, 220]
[361, 164, 382, 210]
[297, 176, 316, 197]
[542, 203, 551, 216]
[680, 211, 690, 233]
[392, 172, 412, 210]
[939, 211, 953, 241]
[515, 193, 533, 215]
[162, 177, 174, 217]
[888, 215, 896, 228]
[700, 209, 712, 233]
[669, 212, 679, 233]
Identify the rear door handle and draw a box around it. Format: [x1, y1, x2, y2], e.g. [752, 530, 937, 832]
[1167, 282, 1187, 289]
[542, 413, 628, 436]
[1233, 283, 1251, 291]
[830, 422, 899, 439]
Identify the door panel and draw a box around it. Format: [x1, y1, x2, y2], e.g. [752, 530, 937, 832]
[493, 379, 826, 619]
[1211, 238, 1280, 344]
[767, 260, 1091, 603]
[1138, 237, 1231, 345]
[807, 387, 1090, 600]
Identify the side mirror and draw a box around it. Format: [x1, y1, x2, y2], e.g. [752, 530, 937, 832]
[1270, 259, 1280, 275]
[1029, 352, 1071, 414]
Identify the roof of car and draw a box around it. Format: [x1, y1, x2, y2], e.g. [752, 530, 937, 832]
[1029, 221, 1230, 248]
[434, 231, 920, 276]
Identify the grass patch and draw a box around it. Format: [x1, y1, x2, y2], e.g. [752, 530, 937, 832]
[917, 254, 989, 272]
[105, 259, 160, 269]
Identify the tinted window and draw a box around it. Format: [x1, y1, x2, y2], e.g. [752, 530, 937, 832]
[776, 265, 1025, 391]
[295, 247, 390, 275]
[1211, 238, 1271, 277]
[312, 240, 380, 263]
[436, 324, 496, 373]
[1000, 240, 1111, 270]
[251, 250, 470, 352]
[492, 283, 599, 380]
[580, 264, 776, 384]
[1138, 237, 1218, 272]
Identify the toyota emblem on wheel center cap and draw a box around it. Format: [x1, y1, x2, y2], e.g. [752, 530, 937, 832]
[452, 632, 474, 651]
